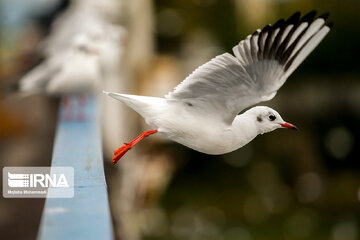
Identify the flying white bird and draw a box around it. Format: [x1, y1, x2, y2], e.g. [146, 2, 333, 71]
[104, 11, 332, 164]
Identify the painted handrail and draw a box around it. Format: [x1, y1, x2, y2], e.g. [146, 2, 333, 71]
[37, 96, 113, 240]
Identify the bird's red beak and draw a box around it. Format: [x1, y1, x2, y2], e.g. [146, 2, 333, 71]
[281, 122, 298, 131]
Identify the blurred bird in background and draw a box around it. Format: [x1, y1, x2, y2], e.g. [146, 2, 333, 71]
[4, 0, 158, 239]
[19, 33, 101, 120]
[16, 0, 127, 121]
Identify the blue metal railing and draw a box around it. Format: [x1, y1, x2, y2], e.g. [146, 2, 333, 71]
[37, 96, 113, 240]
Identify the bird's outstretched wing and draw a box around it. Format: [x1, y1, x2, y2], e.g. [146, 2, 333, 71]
[165, 11, 332, 124]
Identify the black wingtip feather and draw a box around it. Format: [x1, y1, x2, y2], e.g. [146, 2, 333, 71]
[272, 19, 285, 29]
[257, 24, 272, 60]
[263, 24, 275, 58]
[326, 22, 334, 28]
[300, 10, 317, 22]
[286, 11, 301, 24]
[261, 25, 272, 33]
[244, 10, 331, 71]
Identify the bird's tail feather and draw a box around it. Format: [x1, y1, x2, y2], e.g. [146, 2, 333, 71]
[103, 91, 165, 122]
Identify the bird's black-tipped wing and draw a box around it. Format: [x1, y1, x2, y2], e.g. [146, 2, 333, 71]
[166, 11, 332, 124]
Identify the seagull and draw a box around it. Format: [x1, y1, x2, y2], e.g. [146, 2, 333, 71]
[20, 33, 101, 119]
[104, 11, 332, 164]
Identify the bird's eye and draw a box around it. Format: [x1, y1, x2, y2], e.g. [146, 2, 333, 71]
[269, 114, 276, 121]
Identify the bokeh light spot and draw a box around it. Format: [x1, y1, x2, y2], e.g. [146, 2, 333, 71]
[296, 172, 323, 203]
[332, 220, 358, 240]
[243, 195, 269, 223]
[284, 208, 318, 239]
[157, 9, 184, 37]
[325, 126, 354, 160]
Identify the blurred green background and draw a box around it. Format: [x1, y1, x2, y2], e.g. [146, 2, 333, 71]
[1, 0, 360, 240]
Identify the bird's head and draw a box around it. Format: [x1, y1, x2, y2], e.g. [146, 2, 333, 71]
[249, 106, 298, 134]
[72, 33, 100, 55]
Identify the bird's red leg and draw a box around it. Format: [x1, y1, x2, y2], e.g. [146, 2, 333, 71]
[112, 130, 158, 164]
